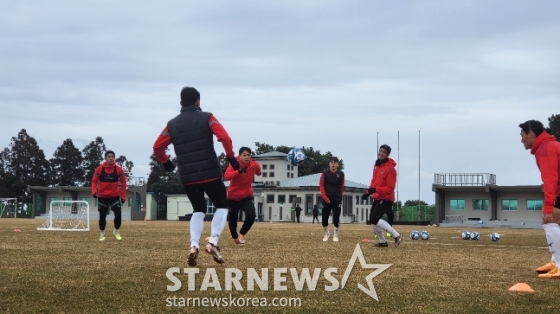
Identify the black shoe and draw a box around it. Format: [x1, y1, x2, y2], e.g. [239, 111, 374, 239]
[373, 242, 388, 247]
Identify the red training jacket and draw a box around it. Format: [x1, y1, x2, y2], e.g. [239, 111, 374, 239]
[369, 158, 397, 202]
[91, 162, 127, 199]
[531, 131, 560, 214]
[152, 113, 235, 185]
[224, 158, 262, 200]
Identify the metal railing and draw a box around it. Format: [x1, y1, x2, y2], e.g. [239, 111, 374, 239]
[433, 173, 496, 186]
[127, 177, 146, 186]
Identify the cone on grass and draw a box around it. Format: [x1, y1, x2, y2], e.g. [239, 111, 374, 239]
[14, 228, 21, 232]
[508, 283, 534, 293]
[361, 238, 370, 243]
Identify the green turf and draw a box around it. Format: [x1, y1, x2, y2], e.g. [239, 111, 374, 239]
[1, 219, 558, 313]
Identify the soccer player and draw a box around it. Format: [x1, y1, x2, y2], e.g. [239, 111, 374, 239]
[362, 144, 403, 247]
[519, 120, 560, 278]
[312, 204, 319, 224]
[223, 147, 261, 246]
[91, 150, 127, 242]
[320, 156, 345, 242]
[153, 86, 240, 266]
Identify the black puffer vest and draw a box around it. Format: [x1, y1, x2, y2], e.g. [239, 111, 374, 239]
[167, 106, 222, 184]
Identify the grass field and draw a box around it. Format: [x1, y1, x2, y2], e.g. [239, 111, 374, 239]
[1, 219, 559, 314]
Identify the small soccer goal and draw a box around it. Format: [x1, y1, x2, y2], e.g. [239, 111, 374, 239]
[37, 200, 90, 231]
[0, 198, 17, 218]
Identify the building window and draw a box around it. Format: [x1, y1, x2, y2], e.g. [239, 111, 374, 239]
[287, 172, 290, 178]
[527, 200, 543, 211]
[270, 164, 275, 170]
[63, 197, 72, 206]
[269, 172, 275, 178]
[291, 173, 294, 178]
[450, 199, 465, 210]
[473, 199, 489, 211]
[263, 164, 268, 170]
[206, 199, 215, 214]
[289, 195, 297, 204]
[263, 173, 268, 177]
[291, 165, 293, 170]
[501, 199, 518, 211]
[278, 195, 286, 204]
[128, 197, 133, 206]
[287, 165, 290, 170]
[266, 195, 275, 203]
[356, 195, 360, 205]
[315, 195, 323, 213]
[80, 197, 90, 204]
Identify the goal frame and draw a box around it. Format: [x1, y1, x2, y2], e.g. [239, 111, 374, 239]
[0, 198, 18, 218]
[37, 200, 90, 231]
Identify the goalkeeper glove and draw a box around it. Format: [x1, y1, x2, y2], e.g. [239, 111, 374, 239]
[163, 159, 175, 173]
[227, 157, 240, 170]
[238, 167, 247, 174]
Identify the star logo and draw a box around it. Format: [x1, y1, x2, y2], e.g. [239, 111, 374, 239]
[340, 243, 392, 301]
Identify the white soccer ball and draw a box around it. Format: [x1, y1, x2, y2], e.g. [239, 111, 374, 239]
[410, 230, 420, 240]
[287, 147, 306, 166]
[461, 231, 471, 240]
[471, 232, 480, 240]
[420, 231, 430, 240]
[491, 232, 500, 241]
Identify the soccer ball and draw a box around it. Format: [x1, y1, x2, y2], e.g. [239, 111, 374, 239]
[491, 232, 500, 241]
[461, 231, 471, 240]
[287, 147, 306, 166]
[410, 230, 420, 240]
[471, 232, 480, 240]
[420, 231, 430, 240]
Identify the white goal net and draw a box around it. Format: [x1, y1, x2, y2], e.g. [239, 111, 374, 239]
[37, 200, 90, 231]
[0, 198, 17, 218]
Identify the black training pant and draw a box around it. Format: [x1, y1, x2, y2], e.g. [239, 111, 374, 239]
[228, 197, 256, 239]
[322, 200, 341, 228]
[183, 179, 228, 213]
[369, 200, 394, 225]
[98, 197, 122, 231]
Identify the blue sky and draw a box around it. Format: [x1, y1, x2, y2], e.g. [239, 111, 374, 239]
[1, 1, 558, 203]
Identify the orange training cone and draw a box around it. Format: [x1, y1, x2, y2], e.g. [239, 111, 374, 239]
[362, 238, 370, 243]
[14, 228, 21, 232]
[509, 283, 534, 292]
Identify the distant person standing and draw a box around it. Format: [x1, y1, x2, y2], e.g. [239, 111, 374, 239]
[295, 204, 302, 223]
[312, 204, 319, 224]
[362, 144, 403, 248]
[320, 156, 345, 242]
[91, 150, 127, 242]
[153, 86, 240, 266]
[519, 120, 560, 279]
[224, 147, 261, 246]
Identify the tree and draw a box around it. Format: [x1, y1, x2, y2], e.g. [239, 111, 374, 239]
[49, 138, 84, 186]
[115, 155, 134, 178]
[0, 148, 18, 198]
[146, 152, 183, 204]
[546, 114, 560, 141]
[404, 200, 428, 207]
[3, 129, 51, 202]
[81, 137, 106, 187]
[253, 142, 344, 177]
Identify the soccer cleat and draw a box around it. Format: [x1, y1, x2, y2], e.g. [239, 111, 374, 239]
[394, 234, 403, 247]
[205, 243, 225, 264]
[323, 231, 330, 242]
[99, 236, 106, 242]
[239, 234, 246, 245]
[233, 238, 245, 246]
[538, 267, 560, 279]
[536, 262, 556, 273]
[373, 242, 388, 248]
[187, 247, 199, 267]
[333, 236, 339, 242]
[113, 231, 122, 241]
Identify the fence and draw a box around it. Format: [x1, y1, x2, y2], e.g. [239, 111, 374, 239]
[0, 203, 33, 218]
[394, 205, 436, 224]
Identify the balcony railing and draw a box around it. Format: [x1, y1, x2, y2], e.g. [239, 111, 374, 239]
[126, 177, 146, 186]
[434, 173, 496, 186]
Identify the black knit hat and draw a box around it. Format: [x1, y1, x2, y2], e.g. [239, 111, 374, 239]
[379, 144, 392, 155]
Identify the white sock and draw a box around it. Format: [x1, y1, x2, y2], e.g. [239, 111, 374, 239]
[100, 230, 105, 236]
[209, 208, 228, 246]
[543, 223, 560, 265]
[334, 227, 339, 237]
[190, 212, 205, 249]
[323, 226, 329, 234]
[373, 225, 387, 243]
[114, 229, 119, 234]
[376, 219, 400, 238]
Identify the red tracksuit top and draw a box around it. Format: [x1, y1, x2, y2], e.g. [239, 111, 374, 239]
[531, 131, 560, 214]
[224, 158, 262, 201]
[91, 162, 127, 199]
[369, 158, 397, 202]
